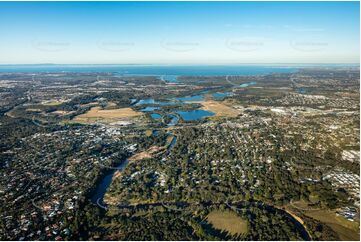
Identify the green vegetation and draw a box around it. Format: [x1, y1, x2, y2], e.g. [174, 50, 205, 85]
[0, 69, 359, 240]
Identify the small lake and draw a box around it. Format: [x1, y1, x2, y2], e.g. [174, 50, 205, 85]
[91, 159, 129, 206]
[176, 110, 215, 121]
[297, 88, 307, 94]
[135, 99, 177, 106]
[239, 81, 257, 87]
[130, 98, 138, 104]
[150, 113, 162, 120]
[174, 95, 204, 102]
[140, 106, 160, 112]
[167, 114, 179, 126]
[213, 92, 233, 100]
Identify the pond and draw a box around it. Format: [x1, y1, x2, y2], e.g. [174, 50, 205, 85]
[150, 113, 162, 120]
[174, 95, 204, 102]
[239, 81, 257, 87]
[176, 110, 215, 121]
[213, 92, 233, 100]
[140, 106, 160, 112]
[130, 98, 138, 104]
[297, 88, 307, 94]
[167, 114, 179, 126]
[136, 99, 177, 106]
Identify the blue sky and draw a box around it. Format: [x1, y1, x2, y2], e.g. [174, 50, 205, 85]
[0, 1, 359, 64]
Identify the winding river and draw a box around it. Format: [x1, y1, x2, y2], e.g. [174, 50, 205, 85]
[89, 91, 310, 240]
[90, 109, 180, 207]
[90, 159, 129, 207]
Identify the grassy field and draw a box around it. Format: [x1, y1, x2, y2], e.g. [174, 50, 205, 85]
[73, 106, 143, 123]
[198, 101, 240, 117]
[286, 200, 360, 241]
[145, 129, 153, 136]
[304, 210, 360, 241]
[206, 210, 248, 236]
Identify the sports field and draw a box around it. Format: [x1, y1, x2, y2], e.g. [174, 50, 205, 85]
[206, 210, 248, 236]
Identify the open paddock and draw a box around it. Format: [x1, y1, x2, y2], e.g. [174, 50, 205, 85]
[72, 106, 143, 124]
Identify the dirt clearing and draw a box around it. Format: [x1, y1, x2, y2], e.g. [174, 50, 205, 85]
[128, 146, 166, 161]
[196, 101, 240, 117]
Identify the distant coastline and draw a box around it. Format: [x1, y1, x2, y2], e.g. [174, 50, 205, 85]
[0, 64, 358, 75]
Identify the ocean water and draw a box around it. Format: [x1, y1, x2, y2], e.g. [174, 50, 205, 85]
[0, 64, 298, 76]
